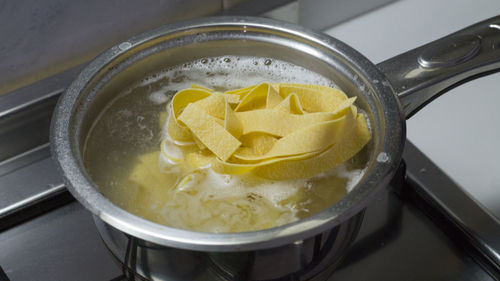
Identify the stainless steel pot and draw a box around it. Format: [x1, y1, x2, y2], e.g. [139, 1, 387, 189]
[51, 16, 500, 280]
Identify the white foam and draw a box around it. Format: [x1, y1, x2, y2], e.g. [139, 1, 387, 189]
[161, 138, 184, 160]
[148, 90, 169, 104]
[333, 164, 366, 193]
[140, 56, 336, 93]
[178, 168, 303, 209]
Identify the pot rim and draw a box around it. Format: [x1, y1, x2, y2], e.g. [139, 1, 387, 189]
[50, 16, 405, 252]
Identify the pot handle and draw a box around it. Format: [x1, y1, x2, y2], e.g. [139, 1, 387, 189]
[376, 15, 500, 119]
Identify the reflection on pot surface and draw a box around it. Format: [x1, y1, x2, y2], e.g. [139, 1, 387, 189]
[96, 211, 364, 280]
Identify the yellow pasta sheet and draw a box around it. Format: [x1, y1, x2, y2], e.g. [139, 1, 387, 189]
[163, 82, 371, 179]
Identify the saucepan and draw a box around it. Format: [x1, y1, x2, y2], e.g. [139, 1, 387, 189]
[51, 16, 500, 280]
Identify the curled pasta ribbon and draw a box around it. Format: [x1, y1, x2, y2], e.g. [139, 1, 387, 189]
[164, 82, 371, 180]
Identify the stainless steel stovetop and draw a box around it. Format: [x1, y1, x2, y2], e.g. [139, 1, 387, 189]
[0, 70, 499, 280]
[1, 1, 500, 279]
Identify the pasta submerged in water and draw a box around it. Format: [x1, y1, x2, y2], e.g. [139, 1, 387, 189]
[128, 83, 371, 232]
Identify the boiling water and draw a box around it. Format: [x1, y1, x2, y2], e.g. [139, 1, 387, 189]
[84, 56, 369, 233]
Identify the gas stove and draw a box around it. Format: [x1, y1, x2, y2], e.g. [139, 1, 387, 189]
[0, 80, 499, 280]
[1, 1, 500, 280]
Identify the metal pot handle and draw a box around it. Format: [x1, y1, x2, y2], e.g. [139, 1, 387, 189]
[376, 15, 500, 119]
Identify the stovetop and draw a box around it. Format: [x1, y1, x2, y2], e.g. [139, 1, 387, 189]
[0, 91, 499, 280]
[1, 2, 500, 278]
